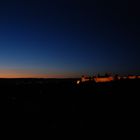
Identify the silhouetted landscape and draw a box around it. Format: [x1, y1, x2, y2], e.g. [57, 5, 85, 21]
[1, 78, 139, 127]
[0, 0, 139, 128]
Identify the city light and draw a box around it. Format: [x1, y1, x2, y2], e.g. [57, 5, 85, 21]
[77, 74, 140, 84]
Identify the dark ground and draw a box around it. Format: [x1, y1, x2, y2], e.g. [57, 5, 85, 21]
[0, 78, 139, 127]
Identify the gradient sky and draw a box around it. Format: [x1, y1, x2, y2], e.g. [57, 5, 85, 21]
[0, 0, 140, 78]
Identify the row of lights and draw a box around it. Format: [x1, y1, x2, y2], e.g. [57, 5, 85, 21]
[77, 75, 140, 84]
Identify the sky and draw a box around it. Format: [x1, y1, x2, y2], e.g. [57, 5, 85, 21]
[0, 0, 140, 78]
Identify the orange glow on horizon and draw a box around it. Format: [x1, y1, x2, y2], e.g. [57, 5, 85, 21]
[0, 69, 78, 78]
[0, 73, 74, 78]
[0, 74, 74, 78]
[0, 74, 47, 78]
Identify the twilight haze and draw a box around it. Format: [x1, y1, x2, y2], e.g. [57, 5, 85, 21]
[0, 0, 139, 78]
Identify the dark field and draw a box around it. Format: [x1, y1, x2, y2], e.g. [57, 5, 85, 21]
[0, 78, 139, 127]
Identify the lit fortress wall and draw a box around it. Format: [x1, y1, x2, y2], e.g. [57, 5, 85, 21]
[77, 74, 140, 84]
[94, 77, 114, 83]
[128, 76, 136, 79]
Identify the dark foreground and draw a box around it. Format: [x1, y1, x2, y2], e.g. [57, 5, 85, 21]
[0, 78, 139, 127]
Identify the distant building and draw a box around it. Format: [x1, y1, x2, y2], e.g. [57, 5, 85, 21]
[137, 76, 140, 79]
[76, 74, 139, 85]
[94, 76, 114, 83]
[81, 75, 90, 82]
[128, 75, 136, 79]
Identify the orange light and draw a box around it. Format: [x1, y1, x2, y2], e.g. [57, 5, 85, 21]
[128, 76, 136, 79]
[94, 77, 114, 83]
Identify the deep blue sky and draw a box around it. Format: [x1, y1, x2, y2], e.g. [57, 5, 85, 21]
[0, 0, 139, 77]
